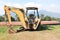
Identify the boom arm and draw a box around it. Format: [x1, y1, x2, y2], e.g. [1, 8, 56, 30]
[4, 5, 27, 29]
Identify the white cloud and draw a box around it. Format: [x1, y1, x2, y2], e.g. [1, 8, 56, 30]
[0, 1, 60, 16]
[24, 2, 60, 13]
[44, 4, 60, 13]
[5, 3, 22, 8]
[12, 4, 22, 8]
[0, 1, 22, 9]
[49, 4, 56, 7]
[24, 2, 37, 7]
[24, 2, 43, 10]
[0, 1, 5, 15]
[0, 1, 23, 15]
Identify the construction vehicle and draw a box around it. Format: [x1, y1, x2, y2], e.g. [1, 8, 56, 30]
[2, 5, 60, 33]
[4, 5, 41, 33]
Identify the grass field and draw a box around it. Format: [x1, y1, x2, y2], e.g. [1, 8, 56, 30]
[0, 25, 60, 40]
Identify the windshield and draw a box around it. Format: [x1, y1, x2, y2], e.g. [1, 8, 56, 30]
[26, 10, 38, 18]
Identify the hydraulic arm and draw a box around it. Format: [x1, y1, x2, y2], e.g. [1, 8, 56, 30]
[4, 5, 27, 29]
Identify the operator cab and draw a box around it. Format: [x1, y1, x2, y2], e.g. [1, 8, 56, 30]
[26, 7, 39, 18]
[26, 7, 41, 30]
[26, 7, 39, 24]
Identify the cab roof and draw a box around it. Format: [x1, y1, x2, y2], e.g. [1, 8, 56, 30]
[26, 7, 38, 10]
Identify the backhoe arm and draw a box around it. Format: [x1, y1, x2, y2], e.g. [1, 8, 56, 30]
[4, 5, 27, 29]
[4, 5, 11, 24]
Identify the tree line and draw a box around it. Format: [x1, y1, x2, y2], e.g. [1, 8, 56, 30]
[41, 14, 60, 21]
[0, 14, 60, 22]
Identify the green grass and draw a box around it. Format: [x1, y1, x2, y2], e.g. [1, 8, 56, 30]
[0, 26, 21, 35]
[0, 25, 60, 33]
[49, 25, 60, 37]
[0, 26, 7, 33]
[0, 25, 60, 36]
[0, 25, 60, 40]
[0, 26, 21, 32]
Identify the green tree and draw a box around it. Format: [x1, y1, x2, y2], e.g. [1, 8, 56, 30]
[40, 14, 44, 21]
[44, 16, 51, 21]
[0, 16, 5, 22]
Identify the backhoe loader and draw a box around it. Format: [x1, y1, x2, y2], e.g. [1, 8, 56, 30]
[3, 5, 60, 33]
[4, 5, 41, 33]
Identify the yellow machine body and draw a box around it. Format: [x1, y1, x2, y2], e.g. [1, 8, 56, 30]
[4, 5, 41, 33]
[4, 5, 28, 29]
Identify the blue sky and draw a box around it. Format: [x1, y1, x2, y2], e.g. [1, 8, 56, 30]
[0, 0, 60, 16]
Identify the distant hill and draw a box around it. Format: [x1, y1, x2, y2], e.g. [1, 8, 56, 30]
[39, 10, 60, 18]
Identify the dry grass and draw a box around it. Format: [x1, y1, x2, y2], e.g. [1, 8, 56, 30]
[0, 25, 60, 40]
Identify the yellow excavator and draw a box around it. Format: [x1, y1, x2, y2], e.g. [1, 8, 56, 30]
[4, 5, 41, 33]
[4, 5, 60, 33]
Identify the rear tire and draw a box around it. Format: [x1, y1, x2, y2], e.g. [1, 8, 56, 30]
[29, 24, 34, 31]
[36, 23, 41, 31]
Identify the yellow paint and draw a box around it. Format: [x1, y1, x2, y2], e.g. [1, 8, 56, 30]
[4, 6, 11, 24]
[4, 5, 27, 29]
[4, 5, 41, 30]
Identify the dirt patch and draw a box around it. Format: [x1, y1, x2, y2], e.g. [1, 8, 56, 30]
[0, 31, 60, 40]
